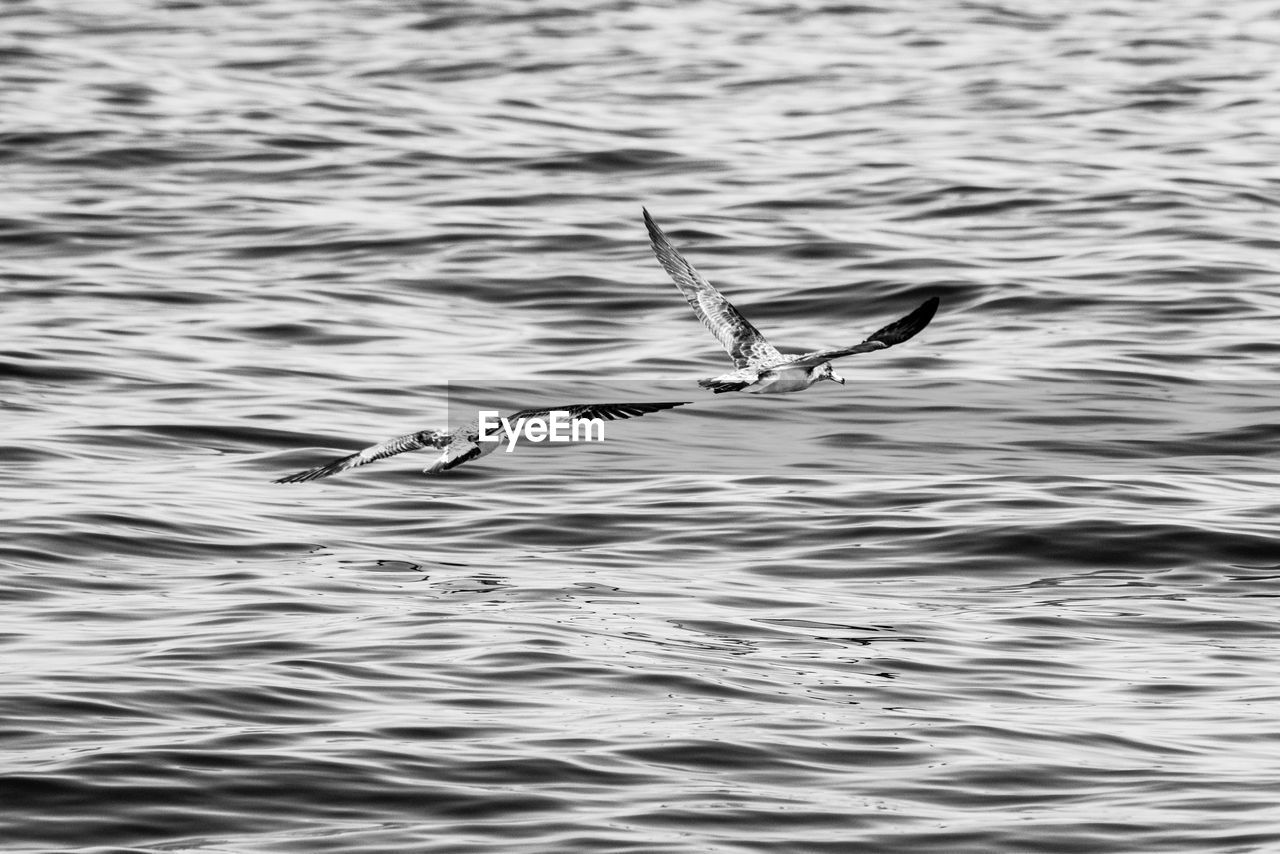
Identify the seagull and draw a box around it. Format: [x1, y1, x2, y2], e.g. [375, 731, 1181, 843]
[273, 401, 690, 483]
[644, 209, 939, 394]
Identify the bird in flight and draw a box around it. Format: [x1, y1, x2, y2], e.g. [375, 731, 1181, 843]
[273, 401, 690, 483]
[643, 209, 939, 394]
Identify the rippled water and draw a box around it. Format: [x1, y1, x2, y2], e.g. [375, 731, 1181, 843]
[4, 1, 1280, 851]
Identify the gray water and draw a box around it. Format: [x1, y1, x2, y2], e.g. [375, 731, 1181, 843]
[4, 1, 1280, 851]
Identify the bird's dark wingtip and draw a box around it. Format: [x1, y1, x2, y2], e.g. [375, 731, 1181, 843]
[642, 207, 663, 240]
[868, 295, 940, 347]
[273, 471, 316, 484]
[273, 463, 340, 484]
[912, 295, 940, 328]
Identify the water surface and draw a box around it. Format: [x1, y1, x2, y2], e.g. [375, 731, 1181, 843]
[3, 1, 1280, 851]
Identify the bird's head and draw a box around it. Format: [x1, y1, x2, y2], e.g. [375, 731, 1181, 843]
[817, 363, 846, 385]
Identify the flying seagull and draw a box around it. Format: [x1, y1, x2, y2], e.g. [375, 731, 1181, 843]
[273, 401, 690, 483]
[644, 209, 939, 394]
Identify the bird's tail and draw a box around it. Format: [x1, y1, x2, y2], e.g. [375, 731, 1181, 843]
[422, 444, 484, 475]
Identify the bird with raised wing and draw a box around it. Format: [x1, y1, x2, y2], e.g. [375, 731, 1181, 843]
[644, 209, 939, 394]
[274, 401, 690, 483]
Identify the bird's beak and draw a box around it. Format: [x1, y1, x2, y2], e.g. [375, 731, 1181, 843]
[832, 373, 846, 385]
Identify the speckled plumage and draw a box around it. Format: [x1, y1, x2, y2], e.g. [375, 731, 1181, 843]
[644, 209, 939, 394]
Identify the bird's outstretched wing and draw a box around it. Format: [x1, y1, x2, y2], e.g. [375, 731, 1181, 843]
[275, 403, 690, 482]
[422, 402, 689, 474]
[643, 209, 783, 370]
[786, 296, 939, 369]
[274, 430, 439, 483]
[508, 400, 691, 422]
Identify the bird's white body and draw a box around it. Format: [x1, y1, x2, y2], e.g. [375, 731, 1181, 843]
[719, 363, 829, 394]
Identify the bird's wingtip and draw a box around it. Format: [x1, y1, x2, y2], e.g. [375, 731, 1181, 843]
[871, 295, 940, 346]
